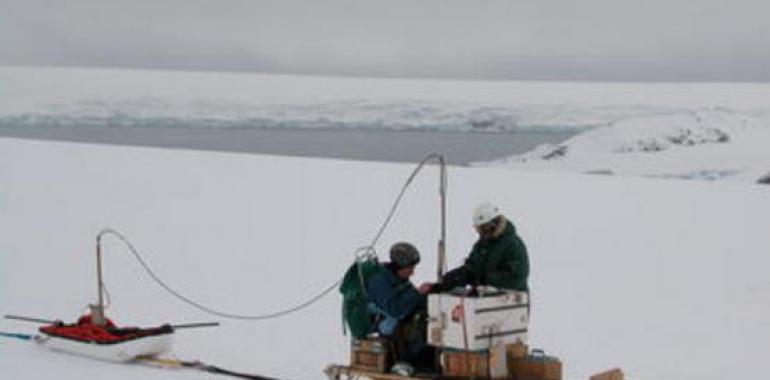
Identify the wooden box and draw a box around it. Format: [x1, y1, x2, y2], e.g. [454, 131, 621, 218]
[441, 350, 489, 378]
[350, 338, 390, 373]
[509, 350, 562, 380]
[507, 342, 529, 360]
[589, 368, 624, 380]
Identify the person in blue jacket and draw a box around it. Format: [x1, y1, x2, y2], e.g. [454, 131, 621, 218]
[367, 242, 433, 370]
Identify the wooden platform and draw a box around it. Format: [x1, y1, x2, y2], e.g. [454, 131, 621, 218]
[324, 364, 501, 380]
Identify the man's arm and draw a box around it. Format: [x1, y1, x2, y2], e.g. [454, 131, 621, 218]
[367, 273, 425, 319]
[431, 252, 480, 292]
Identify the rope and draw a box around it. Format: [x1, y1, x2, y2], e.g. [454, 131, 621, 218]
[354, 152, 443, 296]
[369, 152, 443, 247]
[136, 357, 281, 380]
[97, 228, 339, 320]
[97, 153, 446, 321]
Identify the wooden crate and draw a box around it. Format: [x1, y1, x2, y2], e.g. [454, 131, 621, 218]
[350, 338, 390, 373]
[506, 342, 529, 361]
[589, 368, 624, 380]
[441, 350, 490, 378]
[508, 350, 562, 380]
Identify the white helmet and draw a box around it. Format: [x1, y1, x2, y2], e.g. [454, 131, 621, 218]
[472, 202, 501, 226]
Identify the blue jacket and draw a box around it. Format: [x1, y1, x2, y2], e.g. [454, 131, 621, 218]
[366, 263, 425, 320]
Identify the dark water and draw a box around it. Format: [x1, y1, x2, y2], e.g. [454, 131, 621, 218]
[0, 124, 574, 165]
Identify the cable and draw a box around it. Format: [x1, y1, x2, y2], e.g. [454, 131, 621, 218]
[98, 228, 338, 320]
[97, 153, 446, 321]
[369, 152, 443, 247]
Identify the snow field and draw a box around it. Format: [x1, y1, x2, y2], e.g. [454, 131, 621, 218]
[2, 137, 770, 379]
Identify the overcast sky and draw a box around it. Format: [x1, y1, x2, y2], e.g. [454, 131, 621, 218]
[2, 0, 769, 81]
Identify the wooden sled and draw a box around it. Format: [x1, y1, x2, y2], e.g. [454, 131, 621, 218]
[325, 364, 444, 380]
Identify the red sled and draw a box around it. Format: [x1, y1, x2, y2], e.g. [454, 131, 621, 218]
[37, 315, 174, 362]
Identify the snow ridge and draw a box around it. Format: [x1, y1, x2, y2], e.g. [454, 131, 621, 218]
[3, 66, 769, 134]
[516, 108, 756, 159]
[3, 97, 767, 136]
[478, 108, 770, 183]
[0, 98, 669, 133]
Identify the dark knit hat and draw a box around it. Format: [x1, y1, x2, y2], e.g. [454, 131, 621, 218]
[389, 242, 420, 268]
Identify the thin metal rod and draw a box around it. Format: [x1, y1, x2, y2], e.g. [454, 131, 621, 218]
[170, 322, 221, 329]
[97, 233, 104, 312]
[4, 314, 57, 324]
[437, 155, 447, 282]
[4, 314, 221, 331]
[93, 230, 107, 326]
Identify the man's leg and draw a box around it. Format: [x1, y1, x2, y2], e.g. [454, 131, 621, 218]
[398, 311, 436, 371]
[377, 314, 399, 336]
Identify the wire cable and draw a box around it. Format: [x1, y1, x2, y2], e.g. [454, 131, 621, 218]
[97, 153, 446, 320]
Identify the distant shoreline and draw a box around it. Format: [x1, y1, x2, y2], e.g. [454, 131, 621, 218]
[0, 124, 574, 165]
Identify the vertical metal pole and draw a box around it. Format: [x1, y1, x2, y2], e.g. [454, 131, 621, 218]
[437, 155, 447, 283]
[92, 231, 107, 326]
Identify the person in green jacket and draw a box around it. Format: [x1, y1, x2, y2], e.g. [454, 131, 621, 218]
[426, 202, 530, 293]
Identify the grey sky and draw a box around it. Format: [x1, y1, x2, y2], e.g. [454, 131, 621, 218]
[1, 0, 769, 81]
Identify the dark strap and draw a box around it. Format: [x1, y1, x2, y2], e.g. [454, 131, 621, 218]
[199, 364, 280, 380]
[0, 331, 34, 341]
[180, 360, 280, 380]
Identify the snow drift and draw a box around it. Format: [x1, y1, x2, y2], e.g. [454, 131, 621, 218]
[479, 108, 770, 183]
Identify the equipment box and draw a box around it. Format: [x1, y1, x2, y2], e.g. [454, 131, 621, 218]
[428, 289, 529, 350]
[441, 350, 490, 378]
[350, 338, 390, 373]
[509, 349, 562, 380]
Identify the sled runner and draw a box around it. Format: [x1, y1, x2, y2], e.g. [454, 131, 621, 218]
[325, 364, 436, 380]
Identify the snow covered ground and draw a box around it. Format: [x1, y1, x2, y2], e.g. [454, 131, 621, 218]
[2, 66, 769, 183]
[477, 107, 770, 183]
[2, 66, 770, 379]
[2, 137, 770, 380]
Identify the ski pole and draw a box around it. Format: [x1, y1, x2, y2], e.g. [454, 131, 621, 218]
[4, 314, 57, 324]
[170, 322, 221, 329]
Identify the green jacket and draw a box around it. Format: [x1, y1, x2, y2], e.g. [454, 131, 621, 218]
[439, 218, 529, 291]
